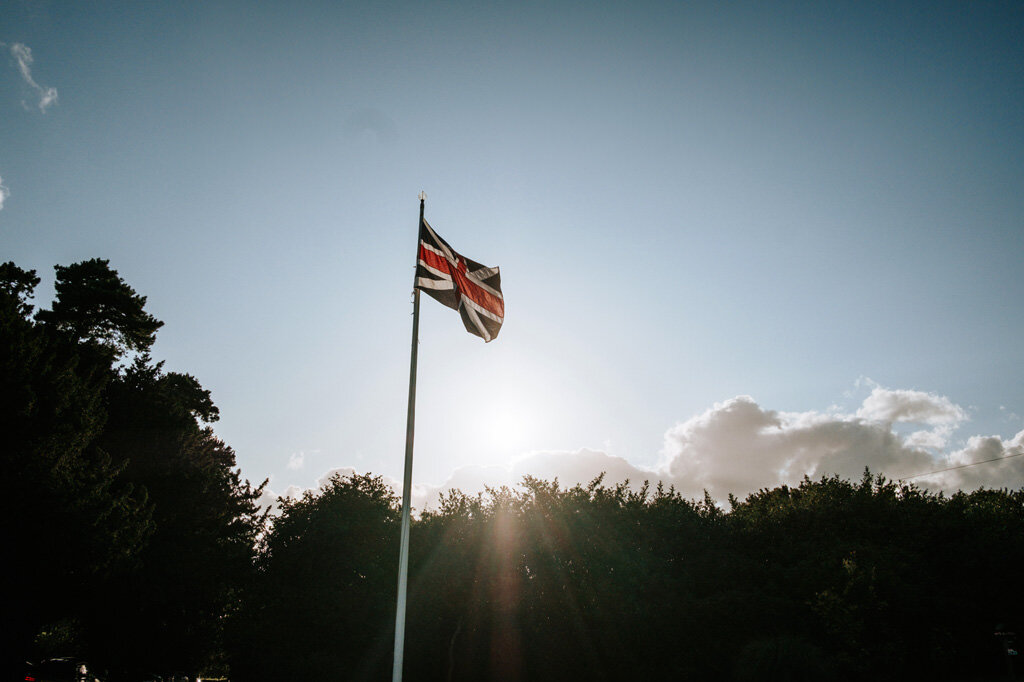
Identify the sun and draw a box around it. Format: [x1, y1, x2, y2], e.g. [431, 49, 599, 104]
[468, 393, 545, 463]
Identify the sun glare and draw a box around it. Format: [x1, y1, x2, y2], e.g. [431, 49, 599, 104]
[469, 390, 546, 463]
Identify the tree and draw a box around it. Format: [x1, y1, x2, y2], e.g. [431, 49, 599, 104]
[229, 473, 399, 682]
[86, 355, 266, 677]
[3, 258, 264, 680]
[0, 262, 152, 681]
[0, 261, 41, 317]
[36, 258, 162, 360]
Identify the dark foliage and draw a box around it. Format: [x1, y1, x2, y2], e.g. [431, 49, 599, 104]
[227, 473, 399, 682]
[35, 258, 163, 360]
[1, 259, 263, 681]
[85, 356, 265, 676]
[1, 261, 151, 680]
[237, 470, 1023, 682]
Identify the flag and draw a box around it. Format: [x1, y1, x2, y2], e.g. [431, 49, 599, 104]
[415, 218, 504, 342]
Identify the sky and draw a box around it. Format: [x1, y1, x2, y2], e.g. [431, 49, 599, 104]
[3, 0, 1023, 510]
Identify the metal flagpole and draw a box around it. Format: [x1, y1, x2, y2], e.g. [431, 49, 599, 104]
[392, 191, 425, 682]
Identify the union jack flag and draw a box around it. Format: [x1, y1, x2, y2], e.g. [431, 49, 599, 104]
[415, 218, 504, 342]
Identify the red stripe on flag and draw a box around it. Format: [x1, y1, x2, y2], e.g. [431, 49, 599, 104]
[418, 244, 451, 276]
[451, 258, 504, 318]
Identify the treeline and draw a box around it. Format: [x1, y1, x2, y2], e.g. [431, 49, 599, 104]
[1, 259, 265, 681]
[233, 472, 1024, 682]
[3, 260, 1023, 681]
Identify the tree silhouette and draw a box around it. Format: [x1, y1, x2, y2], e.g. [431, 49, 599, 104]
[2, 259, 263, 681]
[0, 261, 152, 681]
[36, 258, 162, 360]
[229, 472, 399, 682]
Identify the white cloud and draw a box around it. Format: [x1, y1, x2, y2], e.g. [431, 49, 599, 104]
[855, 385, 967, 450]
[1000, 405, 1021, 423]
[433, 387, 1013, 501]
[510, 449, 655, 489]
[905, 427, 953, 450]
[856, 386, 967, 426]
[255, 481, 308, 515]
[920, 429, 1024, 491]
[287, 451, 305, 470]
[8, 43, 58, 113]
[315, 466, 359, 489]
[0, 175, 8, 210]
[659, 396, 936, 500]
[255, 486, 284, 515]
[281, 384, 1022, 511]
[283, 484, 305, 499]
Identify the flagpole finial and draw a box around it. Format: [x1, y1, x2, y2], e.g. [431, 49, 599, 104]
[418, 191, 427, 203]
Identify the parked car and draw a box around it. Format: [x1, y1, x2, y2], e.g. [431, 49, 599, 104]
[23, 658, 101, 682]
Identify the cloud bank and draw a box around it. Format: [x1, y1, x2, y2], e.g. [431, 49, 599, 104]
[267, 382, 1024, 513]
[7, 43, 58, 112]
[0, 175, 8, 210]
[929, 430, 1024, 491]
[662, 395, 935, 500]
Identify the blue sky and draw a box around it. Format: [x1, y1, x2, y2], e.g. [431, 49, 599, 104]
[3, 0, 1022, 506]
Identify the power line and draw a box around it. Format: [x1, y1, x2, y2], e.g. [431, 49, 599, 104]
[899, 450, 1024, 482]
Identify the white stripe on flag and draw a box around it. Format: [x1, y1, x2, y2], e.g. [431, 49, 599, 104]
[421, 221, 456, 262]
[463, 304, 492, 342]
[418, 261, 453, 280]
[415, 277, 454, 291]
[461, 294, 502, 323]
[465, 270, 502, 299]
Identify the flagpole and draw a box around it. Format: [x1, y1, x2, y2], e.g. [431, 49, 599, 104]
[392, 192, 425, 682]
